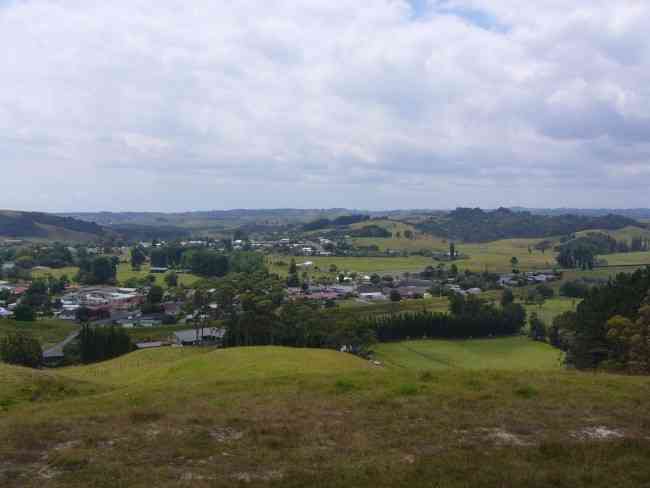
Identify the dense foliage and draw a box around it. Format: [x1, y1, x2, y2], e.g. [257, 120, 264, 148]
[303, 214, 370, 231]
[416, 207, 638, 242]
[367, 295, 526, 341]
[0, 211, 104, 238]
[348, 225, 392, 238]
[78, 324, 133, 364]
[550, 267, 650, 370]
[0, 332, 42, 368]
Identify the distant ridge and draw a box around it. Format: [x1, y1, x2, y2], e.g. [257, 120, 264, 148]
[0, 210, 105, 241]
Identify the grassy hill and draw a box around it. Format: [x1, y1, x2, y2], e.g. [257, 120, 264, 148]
[2, 344, 650, 486]
[0, 210, 105, 241]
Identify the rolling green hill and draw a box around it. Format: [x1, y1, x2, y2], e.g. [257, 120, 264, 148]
[0, 210, 105, 241]
[2, 344, 650, 487]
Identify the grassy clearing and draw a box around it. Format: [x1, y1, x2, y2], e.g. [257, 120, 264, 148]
[0, 319, 77, 349]
[31, 266, 80, 280]
[373, 337, 563, 371]
[116, 263, 202, 288]
[524, 297, 579, 325]
[2, 346, 650, 486]
[598, 251, 650, 266]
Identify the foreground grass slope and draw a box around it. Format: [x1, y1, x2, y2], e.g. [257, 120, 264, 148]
[2, 345, 650, 487]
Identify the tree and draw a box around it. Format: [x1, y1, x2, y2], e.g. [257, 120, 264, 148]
[449, 242, 456, 260]
[13, 304, 36, 322]
[130, 246, 147, 270]
[536, 284, 555, 299]
[78, 323, 133, 364]
[147, 285, 164, 305]
[329, 264, 338, 274]
[164, 272, 179, 288]
[390, 289, 402, 302]
[500, 288, 515, 307]
[510, 256, 519, 273]
[404, 230, 414, 240]
[370, 274, 381, 285]
[0, 333, 42, 368]
[535, 240, 553, 255]
[528, 312, 547, 342]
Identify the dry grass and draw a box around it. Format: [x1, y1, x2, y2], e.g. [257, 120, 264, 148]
[2, 346, 650, 487]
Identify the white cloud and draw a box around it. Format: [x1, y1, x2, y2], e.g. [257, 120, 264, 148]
[0, 0, 649, 211]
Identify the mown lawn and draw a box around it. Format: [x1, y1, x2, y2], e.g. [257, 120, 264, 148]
[0, 319, 77, 349]
[373, 336, 563, 371]
[2, 346, 650, 487]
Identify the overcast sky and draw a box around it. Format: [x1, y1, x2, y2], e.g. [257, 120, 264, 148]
[1, 0, 649, 212]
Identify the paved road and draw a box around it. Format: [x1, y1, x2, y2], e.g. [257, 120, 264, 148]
[43, 329, 79, 359]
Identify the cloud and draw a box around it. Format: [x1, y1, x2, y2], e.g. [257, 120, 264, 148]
[0, 0, 649, 211]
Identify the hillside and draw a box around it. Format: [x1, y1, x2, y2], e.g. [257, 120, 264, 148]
[2, 345, 650, 487]
[0, 211, 105, 241]
[416, 207, 641, 242]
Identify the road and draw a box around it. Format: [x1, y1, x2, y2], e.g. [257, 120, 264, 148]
[43, 328, 79, 359]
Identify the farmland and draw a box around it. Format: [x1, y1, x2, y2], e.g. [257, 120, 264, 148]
[373, 336, 563, 371]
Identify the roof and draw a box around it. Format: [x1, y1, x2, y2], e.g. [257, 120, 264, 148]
[135, 341, 166, 349]
[173, 327, 226, 343]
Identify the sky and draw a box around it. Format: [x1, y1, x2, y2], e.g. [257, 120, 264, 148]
[1, 0, 649, 212]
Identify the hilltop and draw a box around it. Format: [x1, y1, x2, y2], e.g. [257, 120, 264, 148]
[1, 344, 650, 487]
[415, 207, 642, 242]
[0, 211, 105, 241]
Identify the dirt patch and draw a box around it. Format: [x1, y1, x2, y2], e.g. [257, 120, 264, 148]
[209, 427, 244, 443]
[231, 470, 284, 483]
[457, 428, 535, 447]
[571, 426, 625, 441]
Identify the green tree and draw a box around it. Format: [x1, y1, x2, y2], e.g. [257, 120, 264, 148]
[0, 333, 42, 368]
[529, 312, 547, 342]
[147, 285, 164, 304]
[13, 304, 36, 321]
[164, 272, 179, 288]
[390, 289, 402, 302]
[130, 246, 147, 270]
[500, 288, 515, 307]
[510, 256, 519, 273]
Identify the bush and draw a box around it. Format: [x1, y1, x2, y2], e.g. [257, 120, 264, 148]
[13, 304, 35, 321]
[560, 280, 590, 298]
[0, 333, 42, 368]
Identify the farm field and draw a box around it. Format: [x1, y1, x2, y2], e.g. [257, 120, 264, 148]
[2, 346, 650, 487]
[0, 319, 77, 349]
[373, 337, 563, 371]
[349, 237, 558, 273]
[268, 255, 433, 276]
[598, 251, 650, 266]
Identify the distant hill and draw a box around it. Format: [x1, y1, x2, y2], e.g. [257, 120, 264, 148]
[416, 207, 643, 243]
[0, 210, 105, 241]
[510, 207, 650, 220]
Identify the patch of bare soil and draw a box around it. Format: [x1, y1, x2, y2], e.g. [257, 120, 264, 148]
[571, 426, 625, 441]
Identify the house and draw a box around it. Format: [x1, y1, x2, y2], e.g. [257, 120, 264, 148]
[150, 267, 169, 274]
[173, 327, 226, 346]
[0, 307, 12, 318]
